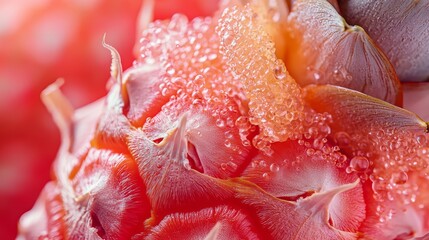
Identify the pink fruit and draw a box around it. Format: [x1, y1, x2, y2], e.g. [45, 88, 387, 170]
[17, 0, 429, 239]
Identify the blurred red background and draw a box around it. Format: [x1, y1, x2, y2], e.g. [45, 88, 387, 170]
[0, 0, 217, 239]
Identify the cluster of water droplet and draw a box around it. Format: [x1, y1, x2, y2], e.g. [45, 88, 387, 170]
[217, 5, 305, 155]
[249, 157, 282, 181]
[295, 110, 349, 166]
[370, 130, 429, 219]
[336, 125, 429, 222]
[135, 13, 256, 173]
[247, 109, 349, 181]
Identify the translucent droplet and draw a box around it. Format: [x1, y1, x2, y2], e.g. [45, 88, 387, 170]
[242, 139, 251, 147]
[308, 127, 318, 137]
[198, 55, 207, 62]
[345, 166, 353, 173]
[313, 138, 324, 149]
[216, 119, 225, 128]
[161, 88, 169, 96]
[226, 117, 235, 127]
[306, 148, 315, 156]
[269, 163, 280, 172]
[192, 99, 203, 106]
[319, 125, 331, 135]
[313, 72, 320, 80]
[166, 67, 175, 75]
[391, 171, 408, 185]
[334, 132, 351, 146]
[274, 65, 286, 80]
[224, 139, 232, 148]
[349, 156, 369, 172]
[224, 130, 233, 139]
[416, 135, 427, 145]
[227, 161, 237, 171]
[208, 53, 217, 60]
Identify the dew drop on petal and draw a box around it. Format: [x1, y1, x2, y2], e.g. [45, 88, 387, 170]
[349, 156, 369, 172]
[390, 171, 408, 185]
[269, 163, 279, 172]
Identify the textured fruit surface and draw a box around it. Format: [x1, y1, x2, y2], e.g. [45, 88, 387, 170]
[339, 0, 429, 82]
[284, 0, 402, 105]
[16, 0, 429, 239]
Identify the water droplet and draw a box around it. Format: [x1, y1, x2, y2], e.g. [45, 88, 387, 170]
[334, 132, 351, 146]
[242, 139, 251, 147]
[274, 65, 286, 80]
[226, 117, 235, 127]
[161, 87, 169, 96]
[208, 53, 217, 60]
[198, 55, 207, 62]
[308, 127, 318, 137]
[417, 148, 429, 157]
[269, 163, 280, 172]
[168, 14, 189, 32]
[216, 119, 225, 128]
[349, 156, 369, 172]
[224, 130, 233, 139]
[319, 125, 331, 135]
[235, 116, 249, 128]
[313, 137, 324, 149]
[306, 148, 315, 156]
[192, 99, 203, 106]
[391, 171, 408, 185]
[313, 72, 320, 80]
[346, 166, 353, 173]
[416, 135, 427, 145]
[227, 161, 237, 171]
[166, 67, 175, 75]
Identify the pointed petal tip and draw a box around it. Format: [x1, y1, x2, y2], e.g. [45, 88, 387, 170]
[304, 84, 428, 133]
[40, 79, 74, 152]
[203, 222, 222, 240]
[297, 178, 360, 223]
[41, 79, 74, 130]
[137, 0, 155, 33]
[102, 33, 123, 85]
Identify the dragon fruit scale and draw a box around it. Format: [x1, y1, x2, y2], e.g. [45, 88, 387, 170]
[17, 0, 429, 239]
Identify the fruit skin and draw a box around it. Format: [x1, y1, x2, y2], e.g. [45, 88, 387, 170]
[0, 0, 218, 239]
[339, 0, 429, 82]
[16, 0, 429, 239]
[283, 0, 402, 106]
[403, 82, 429, 120]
